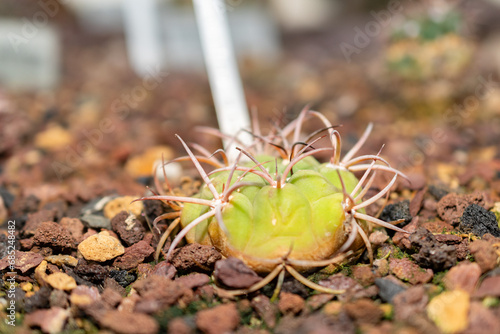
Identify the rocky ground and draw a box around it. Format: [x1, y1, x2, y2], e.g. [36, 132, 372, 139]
[2, 9, 500, 334]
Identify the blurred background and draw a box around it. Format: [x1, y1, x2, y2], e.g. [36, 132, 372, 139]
[1, 0, 500, 211]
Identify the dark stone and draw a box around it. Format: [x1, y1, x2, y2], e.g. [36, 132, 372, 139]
[74, 259, 109, 283]
[460, 204, 500, 237]
[375, 278, 406, 303]
[410, 228, 457, 271]
[110, 210, 145, 246]
[109, 270, 136, 287]
[428, 185, 449, 200]
[214, 257, 261, 289]
[380, 200, 412, 227]
[0, 187, 15, 208]
[170, 243, 222, 274]
[24, 287, 51, 313]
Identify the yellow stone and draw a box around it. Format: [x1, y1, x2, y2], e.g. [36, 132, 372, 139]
[34, 125, 73, 151]
[20, 282, 33, 292]
[45, 255, 78, 267]
[125, 145, 174, 178]
[380, 303, 393, 319]
[103, 196, 143, 219]
[78, 231, 125, 262]
[45, 272, 77, 290]
[427, 290, 470, 334]
[323, 301, 342, 315]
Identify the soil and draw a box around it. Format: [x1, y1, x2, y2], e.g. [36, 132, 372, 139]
[2, 4, 500, 334]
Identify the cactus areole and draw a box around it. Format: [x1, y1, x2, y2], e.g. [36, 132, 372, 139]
[140, 109, 407, 293]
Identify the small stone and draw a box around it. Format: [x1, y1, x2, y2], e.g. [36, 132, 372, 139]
[460, 204, 500, 237]
[170, 243, 222, 273]
[78, 232, 125, 262]
[23, 209, 56, 236]
[368, 230, 389, 247]
[69, 286, 100, 307]
[374, 277, 406, 303]
[380, 200, 412, 227]
[278, 292, 305, 315]
[0, 250, 43, 273]
[443, 262, 481, 293]
[305, 294, 334, 312]
[74, 259, 109, 283]
[111, 210, 145, 246]
[110, 270, 136, 287]
[45, 272, 77, 290]
[427, 290, 470, 334]
[34, 125, 73, 151]
[25, 307, 69, 334]
[33, 221, 75, 250]
[113, 240, 154, 270]
[469, 239, 498, 273]
[344, 298, 384, 324]
[410, 228, 456, 271]
[45, 255, 78, 267]
[389, 258, 433, 285]
[99, 310, 159, 334]
[24, 287, 51, 312]
[125, 145, 174, 178]
[322, 301, 343, 315]
[214, 257, 262, 289]
[50, 289, 69, 308]
[80, 213, 111, 230]
[463, 302, 500, 334]
[251, 295, 278, 328]
[196, 303, 240, 334]
[318, 273, 365, 300]
[373, 258, 390, 277]
[59, 217, 85, 243]
[101, 288, 123, 308]
[176, 273, 210, 289]
[410, 187, 427, 217]
[474, 276, 500, 298]
[151, 261, 177, 279]
[352, 265, 375, 286]
[168, 318, 192, 334]
[103, 196, 143, 219]
[133, 275, 188, 310]
[393, 286, 430, 326]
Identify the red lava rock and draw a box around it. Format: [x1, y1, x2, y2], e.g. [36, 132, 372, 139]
[389, 258, 433, 285]
[99, 310, 159, 334]
[410, 187, 427, 217]
[170, 243, 222, 273]
[251, 295, 278, 328]
[368, 230, 389, 248]
[111, 210, 146, 246]
[443, 262, 481, 293]
[74, 259, 109, 283]
[24, 307, 69, 333]
[59, 217, 85, 243]
[176, 273, 210, 289]
[49, 289, 69, 309]
[464, 302, 500, 334]
[318, 273, 375, 301]
[196, 303, 240, 334]
[455, 238, 470, 260]
[434, 234, 462, 244]
[133, 275, 189, 312]
[0, 250, 43, 273]
[278, 292, 305, 315]
[344, 298, 384, 324]
[437, 191, 490, 225]
[152, 261, 177, 279]
[351, 265, 376, 286]
[469, 239, 498, 273]
[33, 221, 75, 251]
[136, 263, 153, 279]
[474, 276, 500, 298]
[114, 240, 154, 270]
[20, 237, 34, 250]
[23, 209, 57, 236]
[214, 257, 262, 289]
[420, 219, 454, 233]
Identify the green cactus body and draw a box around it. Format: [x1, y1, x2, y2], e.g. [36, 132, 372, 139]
[180, 156, 363, 272]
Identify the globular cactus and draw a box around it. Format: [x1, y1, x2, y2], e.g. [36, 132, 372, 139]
[139, 109, 407, 294]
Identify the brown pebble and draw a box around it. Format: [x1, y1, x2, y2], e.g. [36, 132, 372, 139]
[437, 191, 490, 225]
[168, 317, 192, 334]
[351, 265, 376, 286]
[469, 239, 498, 273]
[474, 276, 500, 298]
[114, 240, 154, 270]
[410, 187, 427, 217]
[344, 298, 384, 324]
[251, 295, 278, 328]
[389, 258, 433, 285]
[152, 261, 177, 279]
[214, 257, 262, 289]
[59, 217, 85, 243]
[170, 243, 222, 273]
[196, 303, 240, 334]
[443, 262, 481, 293]
[101, 287, 123, 308]
[111, 210, 145, 246]
[23, 209, 57, 236]
[33, 221, 75, 250]
[24, 307, 69, 334]
[99, 310, 158, 334]
[176, 273, 210, 290]
[0, 250, 43, 273]
[463, 302, 500, 333]
[278, 292, 305, 315]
